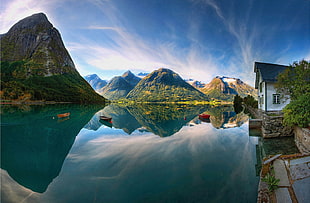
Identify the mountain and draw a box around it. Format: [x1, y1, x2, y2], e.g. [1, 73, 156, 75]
[187, 80, 205, 88]
[98, 70, 141, 100]
[0, 13, 105, 103]
[137, 72, 149, 78]
[84, 74, 107, 91]
[126, 68, 208, 102]
[200, 76, 257, 101]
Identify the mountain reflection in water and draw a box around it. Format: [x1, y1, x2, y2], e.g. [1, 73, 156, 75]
[1, 103, 256, 203]
[85, 104, 249, 136]
[1, 104, 102, 193]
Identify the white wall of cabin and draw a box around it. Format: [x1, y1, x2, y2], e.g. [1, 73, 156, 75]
[256, 71, 290, 111]
[265, 82, 290, 111]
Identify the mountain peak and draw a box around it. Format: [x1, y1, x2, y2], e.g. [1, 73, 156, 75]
[201, 76, 256, 101]
[1, 12, 76, 75]
[122, 70, 134, 78]
[126, 68, 208, 102]
[8, 13, 52, 34]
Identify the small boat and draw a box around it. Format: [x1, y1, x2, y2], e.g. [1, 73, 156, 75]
[198, 114, 210, 119]
[57, 112, 70, 118]
[100, 115, 112, 122]
[99, 119, 113, 128]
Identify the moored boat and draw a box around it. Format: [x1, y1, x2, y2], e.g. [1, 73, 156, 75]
[198, 114, 210, 119]
[57, 112, 70, 118]
[100, 115, 112, 122]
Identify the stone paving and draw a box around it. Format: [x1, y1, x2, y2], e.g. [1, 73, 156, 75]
[274, 155, 310, 203]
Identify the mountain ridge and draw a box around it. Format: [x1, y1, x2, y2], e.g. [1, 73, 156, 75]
[98, 70, 141, 100]
[200, 76, 257, 101]
[84, 74, 107, 91]
[126, 68, 209, 102]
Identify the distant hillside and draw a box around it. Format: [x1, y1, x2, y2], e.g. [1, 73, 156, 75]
[0, 13, 106, 103]
[126, 68, 208, 102]
[200, 76, 257, 101]
[187, 80, 205, 88]
[99, 71, 141, 100]
[84, 74, 107, 91]
[137, 72, 149, 78]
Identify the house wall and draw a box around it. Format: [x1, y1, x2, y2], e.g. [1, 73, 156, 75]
[265, 82, 290, 111]
[256, 70, 290, 111]
[257, 73, 265, 111]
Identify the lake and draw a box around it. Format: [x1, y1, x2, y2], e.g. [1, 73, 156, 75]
[1, 103, 260, 203]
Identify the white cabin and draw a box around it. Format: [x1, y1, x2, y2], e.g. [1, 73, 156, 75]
[254, 62, 290, 112]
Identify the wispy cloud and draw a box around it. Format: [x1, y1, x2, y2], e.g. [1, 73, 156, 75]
[67, 0, 220, 82]
[0, 0, 66, 33]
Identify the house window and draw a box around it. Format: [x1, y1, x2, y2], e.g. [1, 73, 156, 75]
[273, 94, 280, 104]
[259, 83, 263, 93]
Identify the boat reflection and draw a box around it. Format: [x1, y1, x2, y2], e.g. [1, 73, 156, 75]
[85, 104, 249, 137]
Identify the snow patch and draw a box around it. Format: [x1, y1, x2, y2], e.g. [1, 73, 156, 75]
[222, 78, 236, 83]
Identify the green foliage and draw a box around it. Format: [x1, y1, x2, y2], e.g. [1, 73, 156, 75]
[282, 92, 310, 128]
[0, 61, 106, 103]
[262, 169, 280, 193]
[276, 60, 310, 127]
[127, 83, 208, 102]
[205, 89, 234, 101]
[276, 60, 310, 100]
[233, 95, 257, 114]
[233, 95, 243, 113]
[243, 95, 258, 108]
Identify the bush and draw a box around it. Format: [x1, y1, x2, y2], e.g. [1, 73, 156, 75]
[283, 92, 310, 128]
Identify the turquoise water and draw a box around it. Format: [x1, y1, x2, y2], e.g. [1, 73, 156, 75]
[1, 104, 259, 203]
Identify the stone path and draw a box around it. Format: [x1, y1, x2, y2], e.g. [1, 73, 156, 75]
[274, 155, 310, 203]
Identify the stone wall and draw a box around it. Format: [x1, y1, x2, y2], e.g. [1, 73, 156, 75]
[262, 111, 293, 138]
[294, 126, 310, 154]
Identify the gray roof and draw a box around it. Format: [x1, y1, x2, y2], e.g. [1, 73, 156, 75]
[254, 62, 288, 88]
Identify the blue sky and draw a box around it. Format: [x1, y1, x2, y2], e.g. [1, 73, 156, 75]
[1, 0, 309, 85]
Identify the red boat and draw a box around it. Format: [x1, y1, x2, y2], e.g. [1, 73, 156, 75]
[198, 114, 210, 119]
[100, 115, 112, 122]
[57, 112, 70, 118]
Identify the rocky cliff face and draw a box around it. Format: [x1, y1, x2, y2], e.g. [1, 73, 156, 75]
[1, 13, 76, 76]
[0, 13, 105, 103]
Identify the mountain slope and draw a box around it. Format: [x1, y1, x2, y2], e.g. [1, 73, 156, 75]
[200, 76, 257, 101]
[84, 74, 107, 91]
[99, 71, 141, 100]
[126, 68, 208, 102]
[0, 13, 105, 103]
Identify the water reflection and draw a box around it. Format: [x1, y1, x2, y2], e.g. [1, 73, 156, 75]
[85, 104, 249, 137]
[1, 104, 259, 203]
[1, 104, 102, 193]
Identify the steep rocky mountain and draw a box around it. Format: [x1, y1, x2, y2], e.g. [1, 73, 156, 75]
[126, 68, 208, 102]
[99, 70, 141, 100]
[84, 74, 107, 91]
[0, 13, 105, 103]
[200, 76, 257, 101]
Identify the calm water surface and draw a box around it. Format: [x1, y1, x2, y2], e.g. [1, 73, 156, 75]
[1, 104, 260, 203]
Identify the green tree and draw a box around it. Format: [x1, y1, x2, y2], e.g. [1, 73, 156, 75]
[233, 94, 243, 113]
[276, 60, 310, 128]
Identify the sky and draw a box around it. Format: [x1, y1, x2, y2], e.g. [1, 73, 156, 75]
[1, 0, 309, 85]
